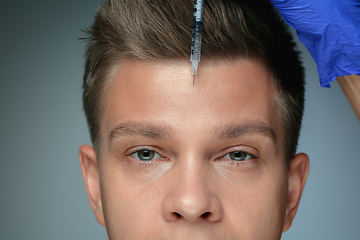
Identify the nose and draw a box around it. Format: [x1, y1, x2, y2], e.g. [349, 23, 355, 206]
[162, 158, 223, 223]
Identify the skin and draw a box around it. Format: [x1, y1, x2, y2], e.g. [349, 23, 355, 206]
[79, 59, 309, 240]
[337, 75, 360, 121]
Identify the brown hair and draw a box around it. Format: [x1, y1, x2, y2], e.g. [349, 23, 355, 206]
[82, 0, 305, 163]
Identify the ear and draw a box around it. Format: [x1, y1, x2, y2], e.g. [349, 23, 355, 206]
[79, 145, 105, 226]
[282, 152, 309, 232]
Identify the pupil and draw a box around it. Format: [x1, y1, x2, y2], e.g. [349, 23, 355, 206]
[143, 150, 150, 157]
[234, 152, 241, 158]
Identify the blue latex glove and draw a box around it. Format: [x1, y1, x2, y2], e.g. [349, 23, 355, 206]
[269, 0, 360, 87]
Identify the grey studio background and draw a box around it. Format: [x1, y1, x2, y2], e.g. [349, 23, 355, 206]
[0, 0, 359, 239]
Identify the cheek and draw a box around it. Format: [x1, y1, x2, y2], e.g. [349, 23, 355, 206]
[222, 164, 288, 237]
[99, 160, 167, 238]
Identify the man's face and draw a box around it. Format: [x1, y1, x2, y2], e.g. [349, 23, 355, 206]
[79, 59, 309, 239]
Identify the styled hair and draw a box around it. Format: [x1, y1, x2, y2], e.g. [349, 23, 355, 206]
[82, 0, 305, 163]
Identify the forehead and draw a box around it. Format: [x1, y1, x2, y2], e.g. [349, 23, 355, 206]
[101, 59, 282, 148]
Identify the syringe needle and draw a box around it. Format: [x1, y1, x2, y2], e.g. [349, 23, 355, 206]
[191, 61, 198, 86]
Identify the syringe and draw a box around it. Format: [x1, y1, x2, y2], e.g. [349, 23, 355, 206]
[190, 0, 204, 85]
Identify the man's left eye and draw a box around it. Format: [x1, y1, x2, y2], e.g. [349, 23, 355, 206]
[223, 151, 254, 161]
[131, 149, 161, 161]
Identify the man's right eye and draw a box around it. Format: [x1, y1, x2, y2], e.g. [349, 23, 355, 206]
[131, 149, 161, 161]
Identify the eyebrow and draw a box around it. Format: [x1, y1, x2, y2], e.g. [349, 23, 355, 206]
[108, 122, 173, 142]
[215, 122, 277, 143]
[108, 121, 277, 144]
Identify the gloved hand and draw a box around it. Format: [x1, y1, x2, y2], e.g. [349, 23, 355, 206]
[269, 0, 360, 87]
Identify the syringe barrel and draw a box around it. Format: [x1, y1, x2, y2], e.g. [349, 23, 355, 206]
[190, 21, 203, 62]
[190, 0, 204, 64]
[193, 0, 204, 21]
